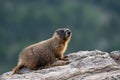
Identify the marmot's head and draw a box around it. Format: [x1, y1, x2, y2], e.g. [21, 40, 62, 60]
[54, 28, 72, 41]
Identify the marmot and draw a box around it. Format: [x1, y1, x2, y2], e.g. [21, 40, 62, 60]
[13, 28, 72, 74]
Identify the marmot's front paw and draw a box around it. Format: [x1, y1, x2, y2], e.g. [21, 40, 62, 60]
[64, 55, 68, 58]
[63, 58, 69, 61]
[59, 57, 69, 61]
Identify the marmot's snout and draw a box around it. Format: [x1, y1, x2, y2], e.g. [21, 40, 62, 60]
[56, 28, 72, 40]
[65, 29, 71, 37]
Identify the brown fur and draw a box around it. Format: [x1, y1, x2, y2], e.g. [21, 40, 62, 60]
[13, 28, 72, 74]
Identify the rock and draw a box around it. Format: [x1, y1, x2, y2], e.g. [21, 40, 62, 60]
[1, 50, 120, 80]
[110, 50, 120, 64]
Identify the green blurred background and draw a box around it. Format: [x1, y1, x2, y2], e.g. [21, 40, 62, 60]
[0, 0, 120, 74]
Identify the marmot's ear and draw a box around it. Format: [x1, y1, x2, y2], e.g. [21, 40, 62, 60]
[56, 29, 62, 34]
[56, 29, 59, 33]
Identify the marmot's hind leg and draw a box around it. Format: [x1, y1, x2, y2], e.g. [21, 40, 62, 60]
[27, 64, 38, 70]
[12, 64, 24, 74]
[39, 61, 70, 69]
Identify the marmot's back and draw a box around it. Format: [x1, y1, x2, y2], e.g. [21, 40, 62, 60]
[21, 43, 55, 66]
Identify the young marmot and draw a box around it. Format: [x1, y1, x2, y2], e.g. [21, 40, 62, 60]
[13, 28, 72, 74]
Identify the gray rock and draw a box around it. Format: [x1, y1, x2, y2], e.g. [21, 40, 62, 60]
[110, 50, 120, 64]
[1, 50, 120, 80]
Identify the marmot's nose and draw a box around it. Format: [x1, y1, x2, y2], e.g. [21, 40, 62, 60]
[66, 29, 71, 35]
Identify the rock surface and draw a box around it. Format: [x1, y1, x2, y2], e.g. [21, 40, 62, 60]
[110, 50, 120, 64]
[1, 50, 120, 80]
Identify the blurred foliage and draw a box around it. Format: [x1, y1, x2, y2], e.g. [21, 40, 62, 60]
[0, 0, 120, 74]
